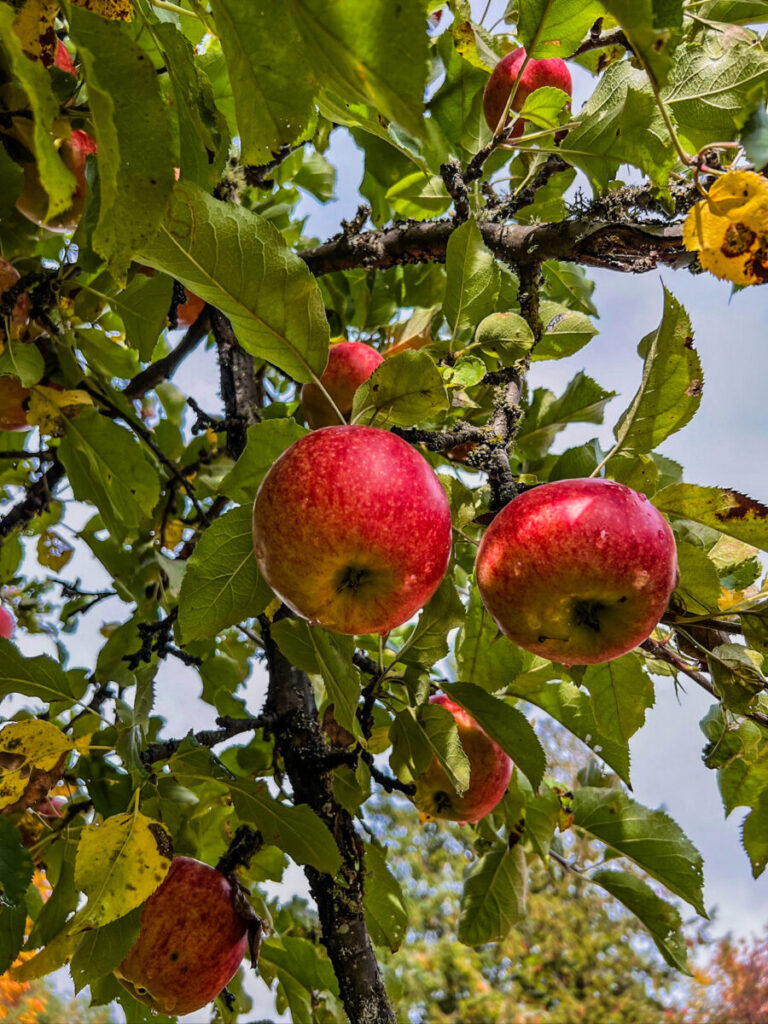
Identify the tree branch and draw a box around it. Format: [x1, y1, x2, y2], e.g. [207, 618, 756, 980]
[141, 715, 267, 766]
[0, 458, 66, 541]
[124, 311, 210, 399]
[299, 218, 686, 278]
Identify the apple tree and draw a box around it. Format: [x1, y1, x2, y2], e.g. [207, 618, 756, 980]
[1, 0, 768, 1021]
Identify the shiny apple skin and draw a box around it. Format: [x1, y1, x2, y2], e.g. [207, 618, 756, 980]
[252, 425, 452, 635]
[16, 129, 97, 234]
[476, 478, 679, 666]
[0, 376, 31, 431]
[301, 341, 384, 428]
[483, 48, 572, 137]
[0, 606, 14, 639]
[413, 695, 512, 823]
[116, 857, 248, 1017]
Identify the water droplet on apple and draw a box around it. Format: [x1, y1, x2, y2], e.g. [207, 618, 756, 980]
[595, 529, 608, 550]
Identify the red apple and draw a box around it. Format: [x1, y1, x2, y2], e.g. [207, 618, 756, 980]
[15, 128, 97, 234]
[175, 289, 206, 328]
[0, 606, 14, 639]
[252, 425, 452, 635]
[34, 794, 66, 818]
[116, 857, 248, 1016]
[483, 48, 572, 138]
[54, 40, 77, 77]
[0, 376, 31, 431]
[412, 695, 512, 823]
[476, 478, 678, 666]
[301, 341, 384, 428]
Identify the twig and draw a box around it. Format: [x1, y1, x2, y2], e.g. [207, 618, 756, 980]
[124, 608, 202, 671]
[440, 159, 471, 221]
[0, 449, 55, 460]
[241, 142, 307, 190]
[573, 26, 631, 57]
[0, 459, 66, 540]
[360, 750, 416, 796]
[124, 312, 210, 399]
[141, 714, 268, 766]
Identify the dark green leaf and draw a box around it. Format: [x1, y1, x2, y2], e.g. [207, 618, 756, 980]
[351, 349, 449, 428]
[443, 218, 500, 338]
[390, 703, 470, 793]
[0, 640, 87, 709]
[398, 578, 465, 669]
[70, 907, 142, 993]
[0, 819, 33, 908]
[517, 0, 606, 59]
[221, 420, 308, 504]
[0, 903, 26, 974]
[178, 505, 273, 643]
[742, 791, 768, 879]
[582, 655, 655, 744]
[458, 844, 527, 946]
[364, 841, 408, 952]
[114, 273, 175, 362]
[456, 584, 526, 691]
[599, 0, 683, 86]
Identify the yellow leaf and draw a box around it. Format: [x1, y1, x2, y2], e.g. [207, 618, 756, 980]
[26, 386, 93, 435]
[12, 0, 59, 65]
[160, 518, 185, 550]
[74, 811, 173, 929]
[69, 0, 132, 19]
[37, 530, 74, 571]
[0, 720, 74, 812]
[683, 170, 768, 286]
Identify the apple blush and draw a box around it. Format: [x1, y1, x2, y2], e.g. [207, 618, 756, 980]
[476, 478, 679, 666]
[413, 695, 512, 823]
[0, 605, 14, 639]
[483, 48, 572, 138]
[301, 340, 384, 428]
[252, 425, 452, 635]
[116, 856, 248, 1017]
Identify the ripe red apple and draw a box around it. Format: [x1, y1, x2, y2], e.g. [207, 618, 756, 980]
[252, 425, 452, 635]
[476, 478, 679, 666]
[115, 857, 248, 1016]
[0, 376, 31, 431]
[413, 695, 512, 823]
[54, 40, 77, 77]
[0, 606, 14, 639]
[15, 128, 97, 234]
[34, 794, 66, 818]
[483, 48, 572, 137]
[301, 341, 384, 428]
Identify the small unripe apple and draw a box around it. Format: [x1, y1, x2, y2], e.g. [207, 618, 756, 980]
[413, 695, 512, 823]
[483, 48, 572, 138]
[0, 376, 31, 431]
[476, 478, 679, 665]
[0, 606, 14, 639]
[116, 857, 248, 1016]
[301, 341, 384, 428]
[15, 129, 97, 234]
[252, 425, 452, 635]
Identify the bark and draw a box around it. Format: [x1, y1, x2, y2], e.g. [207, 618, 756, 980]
[299, 217, 686, 278]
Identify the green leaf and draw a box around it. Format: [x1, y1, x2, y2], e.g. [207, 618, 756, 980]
[653, 483, 768, 552]
[0, 640, 87, 709]
[0, 341, 44, 387]
[136, 181, 329, 383]
[707, 643, 765, 715]
[599, 0, 683, 87]
[114, 273, 175, 362]
[542, 260, 597, 315]
[695, 0, 768, 20]
[663, 42, 768, 151]
[610, 287, 702, 458]
[473, 311, 534, 362]
[742, 791, 768, 879]
[560, 63, 675, 193]
[508, 674, 631, 785]
[0, 819, 33, 908]
[673, 541, 722, 615]
[517, 0, 606, 59]
[582, 655, 655, 744]
[385, 172, 451, 220]
[208, 0, 315, 163]
[178, 505, 273, 643]
[458, 844, 527, 946]
[590, 869, 690, 973]
[58, 408, 161, 540]
[309, 628, 362, 738]
[443, 683, 545, 791]
[0, 144, 23, 220]
[572, 787, 706, 915]
[351, 349, 449, 427]
[0, 904, 26, 974]
[517, 85, 571, 130]
[456, 584, 526, 692]
[363, 841, 408, 952]
[28, 856, 78, 949]
[742, 103, 768, 171]
[69, 7, 175, 279]
[446, 355, 486, 389]
[287, 0, 430, 143]
[533, 301, 598, 361]
[443, 217, 500, 338]
[70, 907, 142, 993]
[390, 703, 471, 793]
[221, 420, 308, 504]
[0, 2, 77, 220]
[516, 372, 616, 460]
[171, 748, 341, 874]
[525, 786, 560, 859]
[398, 577, 465, 669]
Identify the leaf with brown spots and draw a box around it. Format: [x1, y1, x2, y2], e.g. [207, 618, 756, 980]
[73, 811, 172, 929]
[12, 0, 59, 65]
[683, 171, 768, 286]
[653, 483, 768, 552]
[69, 0, 132, 20]
[0, 720, 73, 813]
